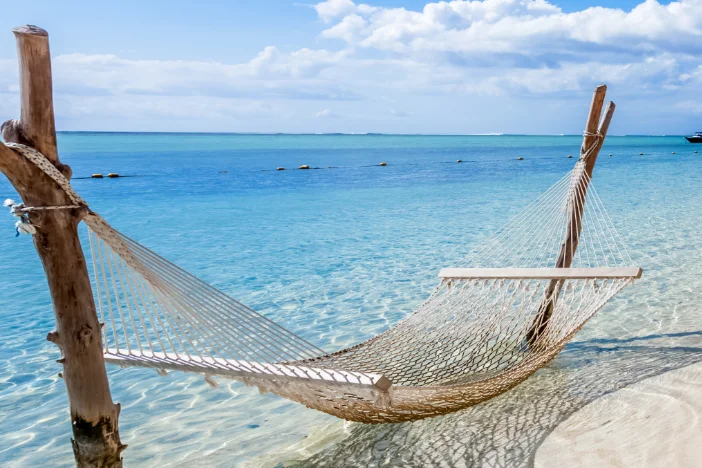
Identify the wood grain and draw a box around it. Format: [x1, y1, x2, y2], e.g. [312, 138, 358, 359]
[0, 26, 124, 467]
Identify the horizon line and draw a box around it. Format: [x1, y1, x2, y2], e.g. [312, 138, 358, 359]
[53, 131, 689, 138]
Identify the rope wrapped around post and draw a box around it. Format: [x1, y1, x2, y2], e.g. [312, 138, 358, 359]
[1, 115, 642, 424]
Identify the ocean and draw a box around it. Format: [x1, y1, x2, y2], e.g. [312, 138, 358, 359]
[0, 133, 700, 466]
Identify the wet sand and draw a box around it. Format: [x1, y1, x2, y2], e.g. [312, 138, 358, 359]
[535, 361, 702, 468]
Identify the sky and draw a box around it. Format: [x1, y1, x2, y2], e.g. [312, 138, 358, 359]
[0, 0, 700, 135]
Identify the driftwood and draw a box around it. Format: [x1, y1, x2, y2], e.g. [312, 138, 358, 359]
[0, 26, 124, 467]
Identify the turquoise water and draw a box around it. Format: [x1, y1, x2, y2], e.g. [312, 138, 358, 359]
[0, 134, 700, 466]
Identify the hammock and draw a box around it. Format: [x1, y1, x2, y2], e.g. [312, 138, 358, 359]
[6, 141, 641, 424]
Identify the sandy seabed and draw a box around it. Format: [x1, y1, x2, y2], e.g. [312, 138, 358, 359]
[535, 361, 702, 468]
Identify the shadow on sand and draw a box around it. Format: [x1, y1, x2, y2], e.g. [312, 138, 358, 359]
[284, 331, 702, 467]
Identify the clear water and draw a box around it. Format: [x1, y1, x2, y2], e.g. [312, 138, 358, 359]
[0, 134, 700, 466]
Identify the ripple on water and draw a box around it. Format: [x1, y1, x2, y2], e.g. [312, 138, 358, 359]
[0, 135, 700, 466]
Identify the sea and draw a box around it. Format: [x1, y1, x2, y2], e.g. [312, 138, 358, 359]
[0, 133, 700, 467]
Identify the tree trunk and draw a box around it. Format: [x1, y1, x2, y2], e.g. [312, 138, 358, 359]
[0, 25, 124, 467]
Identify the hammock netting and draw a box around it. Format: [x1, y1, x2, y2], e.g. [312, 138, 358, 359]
[8, 143, 641, 423]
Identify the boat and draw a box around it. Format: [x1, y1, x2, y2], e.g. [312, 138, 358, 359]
[685, 132, 702, 143]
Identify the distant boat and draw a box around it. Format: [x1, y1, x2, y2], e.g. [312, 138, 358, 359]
[685, 132, 702, 143]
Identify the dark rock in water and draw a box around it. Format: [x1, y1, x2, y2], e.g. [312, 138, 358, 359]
[299, 165, 310, 170]
[379, 162, 387, 166]
[567, 155, 573, 158]
[92, 173, 103, 179]
[456, 159, 462, 163]
[276, 167, 285, 171]
[639, 153, 644, 155]
[517, 157, 524, 160]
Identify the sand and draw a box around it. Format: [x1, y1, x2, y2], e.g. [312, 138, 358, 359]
[534, 361, 702, 468]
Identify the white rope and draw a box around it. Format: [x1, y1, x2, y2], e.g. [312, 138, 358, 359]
[5, 143, 86, 206]
[2, 138, 641, 418]
[581, 131, 602, 162]
[3, 198, 81, 236]
[87, 230, 109, 348]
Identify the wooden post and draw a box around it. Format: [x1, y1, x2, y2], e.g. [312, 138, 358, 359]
[526, 85, 615, 345]
[0, 26, 124, 467]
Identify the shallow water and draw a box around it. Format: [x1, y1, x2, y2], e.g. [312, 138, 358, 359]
[0, 134, 700, 466]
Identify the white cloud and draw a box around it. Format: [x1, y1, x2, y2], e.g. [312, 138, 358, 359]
[318, 0, 702, 58]
[1, 1, 702, 133]
[676, 100, 702, 114]
[57, 95, 275, 120]
[314, 0, 377, 23]
[680, 65, 702, 84]
[390, 108, 409, 117]
[309, 0, 702, 99]
[316, 108, 340, 118]
[50, 48, 356, 101]
[315, 0, 357, 22]
[322, 14, 368, 42]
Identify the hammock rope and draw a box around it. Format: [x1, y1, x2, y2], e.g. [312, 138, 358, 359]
[5, 142, 641, 423]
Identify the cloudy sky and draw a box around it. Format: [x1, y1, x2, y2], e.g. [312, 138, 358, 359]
[1, 0, 701, 134]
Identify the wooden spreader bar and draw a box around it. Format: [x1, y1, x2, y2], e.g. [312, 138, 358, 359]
[439, 267, 643, 280]
[104, 351, 392, 391]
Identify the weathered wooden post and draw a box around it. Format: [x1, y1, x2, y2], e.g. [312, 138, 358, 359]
[527, 85, 615, 344]
[0, 25, 124, 466]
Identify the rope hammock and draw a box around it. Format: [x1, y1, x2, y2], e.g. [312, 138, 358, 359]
[5, 140, 641, 424]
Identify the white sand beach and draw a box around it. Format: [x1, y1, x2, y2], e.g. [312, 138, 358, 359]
[535, 361, 702, 468]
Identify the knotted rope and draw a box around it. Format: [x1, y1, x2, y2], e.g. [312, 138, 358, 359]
[580, 131, 603, 161]
[0, 136, 642, 424]
[3, 143, 86, 235]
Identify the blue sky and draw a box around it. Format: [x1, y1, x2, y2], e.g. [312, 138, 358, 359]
[0, 0, 699, 134]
